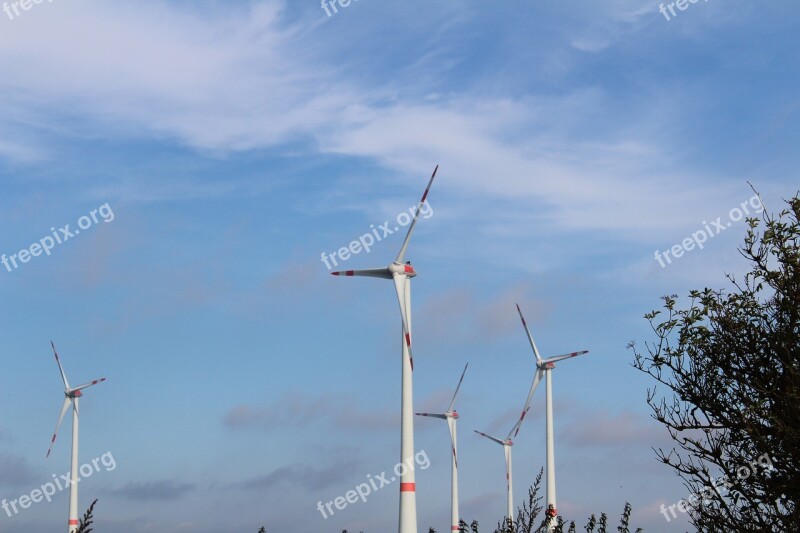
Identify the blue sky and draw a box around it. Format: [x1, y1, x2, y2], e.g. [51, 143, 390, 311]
[0, 1, 798, 531]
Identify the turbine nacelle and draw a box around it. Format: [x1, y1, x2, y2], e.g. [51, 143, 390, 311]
[391, 261, 417, 278]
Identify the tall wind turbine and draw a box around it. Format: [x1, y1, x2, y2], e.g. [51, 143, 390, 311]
[46, 341, 106, 533]
[416, 363, 468, 533]
[331, 165, 438, 533]
[474, 424, 516, 524]
[509, 304, 589, 525]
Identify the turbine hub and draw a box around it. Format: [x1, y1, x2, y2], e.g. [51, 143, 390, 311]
[389, 261, 417, 278]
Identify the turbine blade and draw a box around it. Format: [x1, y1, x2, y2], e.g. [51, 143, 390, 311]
[331, 268, 392, 278]
[51, 341, 70, 389]
[46, 397, 71, 458]
[394, 165, 438, 265]
[447, 362, 469, 412]
[415, 412, 448, 419]
[71, 378, 107, 392]
[474, 429, 505, 446]
[543, 350, 590, 364]
[509, 368, 544, 439]
[393, 274, 415, 370]
[516, 303, 542, 362]
[448, 420, 458, 469]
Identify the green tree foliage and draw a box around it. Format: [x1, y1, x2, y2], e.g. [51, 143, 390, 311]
[631, 191, 800, 531]
[75, 499, 97, 533]
[447, 468, 638, 533]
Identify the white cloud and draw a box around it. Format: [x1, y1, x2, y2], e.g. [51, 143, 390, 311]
[0, 0, 762, 240]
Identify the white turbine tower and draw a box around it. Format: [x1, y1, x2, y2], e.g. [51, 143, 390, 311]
[474, 424, 517, 524]
[510, 304, 589, 526]
[331, 165, 438, 533]
[416, 363, 468, 533]
[46, 341, 106, 533]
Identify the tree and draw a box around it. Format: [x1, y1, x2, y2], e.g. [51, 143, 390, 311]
[631, 191, 800, 531]
[457, 519, 480, 533]
[449, 468, 637, 533]
[75, 499, 97, 533]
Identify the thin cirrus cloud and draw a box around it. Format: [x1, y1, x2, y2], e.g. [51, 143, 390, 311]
[419, 285, 549, 341]
[559, 409, 665, 448]
[0, 1, 353, 151]
[110, 480, 197, 501]
[0, 0, 751, 241]
[0, 452, 40, 488]
[236, 458, 360, 492]
[223, 391, 397, 432]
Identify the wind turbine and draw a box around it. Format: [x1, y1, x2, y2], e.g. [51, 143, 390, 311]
[331, 165, 438, 533]
[416, 363, 468, 533]
[473, 423, 517, 524]
[509, 304, 589, 526]
[46, 341, 106, 533]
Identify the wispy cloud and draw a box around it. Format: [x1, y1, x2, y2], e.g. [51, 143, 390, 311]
[417, 284, 549, 345]
[236, 458, 360, 492]
[560, 409, 664, 448]
[0, 453, 39, 487]
[111, 480, 197, 501]
[0, 0, 753, 240]
[223, 391, 396, 432]
[0, 1, 351, 152]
